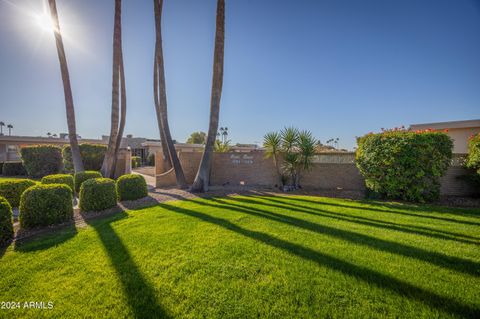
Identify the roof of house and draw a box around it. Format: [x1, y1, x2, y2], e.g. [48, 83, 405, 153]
[409, 119, 480, 130]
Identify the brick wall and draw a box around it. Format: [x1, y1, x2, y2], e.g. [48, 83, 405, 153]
[156, 151, 477, 196]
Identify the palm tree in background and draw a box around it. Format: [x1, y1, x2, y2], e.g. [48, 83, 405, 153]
[101, 0, 126, 178]
[0, 122, 4, 136]
[153, 0, 187, 188]
[191, 0, 225, 192]
[7, 124, 13, 136]
[48, 0, 84, 173]
[47, 132, 52, 138]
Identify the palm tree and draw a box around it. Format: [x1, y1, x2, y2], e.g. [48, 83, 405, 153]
[48, 0, 84, 173]
[191, 0, 225, 192]
[111, 1, 128, 178]
[0, 122, 4, 136]
[153, 0, 187, 188]
[7, 124, 13, 136]
[101, 0, 124, 178]
[47, 132, 52, 138]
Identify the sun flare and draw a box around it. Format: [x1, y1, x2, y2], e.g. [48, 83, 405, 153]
[34, 12, 55, 34]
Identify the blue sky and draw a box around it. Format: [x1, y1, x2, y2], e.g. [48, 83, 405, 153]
[0, 0, 479, 150]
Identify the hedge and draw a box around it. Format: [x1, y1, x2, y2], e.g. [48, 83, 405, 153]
[2, 162, 27, 176]
[0, 196, 13, 246]
[63, 144, 107, 172]
[131, 156, 141, 168]
[42, 174, 74, 193]
[74, 171, 102, 193]
[356, 129, 453, 202]
[19, 184, 73, 229]
[0, 179, 37, 208]
[79, 178, 117, 212]
[466, 134, 480, 185]
[116, 174, 148, 201]
[20, 145, 63, 178]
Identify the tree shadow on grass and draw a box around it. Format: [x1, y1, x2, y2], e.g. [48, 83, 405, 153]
[196, 197, 480, 278]
[157, 202, 479, 318]
[14, 224, 78, 253]
[84, 212, 170, 319]
[246, 195, 480, 244]
[282, 196, 480, 226]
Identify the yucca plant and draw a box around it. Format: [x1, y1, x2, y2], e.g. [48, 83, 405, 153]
[263, 127, 317, 189]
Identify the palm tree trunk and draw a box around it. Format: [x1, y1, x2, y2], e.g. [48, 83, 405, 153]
[153, 0, 187, 188]
[48, 0, 84, 173]
[191, 0, 225, 192]
[112, 29, 127, 177]
[153, 48, 172, 173]
[101, 0, 122, 178]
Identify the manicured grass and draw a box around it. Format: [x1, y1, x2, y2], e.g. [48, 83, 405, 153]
[0, 195, 479, 318]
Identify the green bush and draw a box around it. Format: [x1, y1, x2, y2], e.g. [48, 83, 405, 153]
[63, 144, 107, 172]
[356, 129, 453, 202]
[2, 162, 26, 176]
[116, 174, 148, 201]
[0, 162, 3, 175]
[42, 174, 74, 193]
[0, 196, 13, 246]
[466, 134, 480, 186]
[79, 178, 117, 212]
[19, 184, 73, 229]
[0, 179, 37, 208]
[20, 145, 63, 178]
[74, 171, 102, 193]
[131, 156, 141, 168]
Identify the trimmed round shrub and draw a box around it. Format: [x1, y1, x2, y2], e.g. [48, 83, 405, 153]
[0, 179, 37, 208]
[19, 184, 73, 229]
[2, 162, 26, 176]
[356, 129, 453, 202]
[79, 178, 117, 212]
[0, 196, 14, 246]
[42, 174, 74, 193]
[116, 174, 148, 201]
[63, 144, 107, 172]
[74, 171, 102, 193]
[131, 156, 141, 168]
[20, 145, 63, 177]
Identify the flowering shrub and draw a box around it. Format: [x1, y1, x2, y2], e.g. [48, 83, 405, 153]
[356, 128, 453, 202]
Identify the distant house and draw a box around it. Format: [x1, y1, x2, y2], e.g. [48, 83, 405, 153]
[409, 119, 480, 153]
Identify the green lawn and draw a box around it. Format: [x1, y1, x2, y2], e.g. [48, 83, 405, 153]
[0, 195, 479, 318]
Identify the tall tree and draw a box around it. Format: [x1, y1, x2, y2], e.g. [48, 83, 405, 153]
[153, 0, 187, 188]
[191, 0, 225, 192]
[48, 0, 84, 173]
[101, 0, 125, 178]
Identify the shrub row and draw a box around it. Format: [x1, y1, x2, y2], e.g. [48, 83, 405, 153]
[79, 174, 148, 212]
[1, 173, 148, 230]
[356, 129, 453, 202]
[0, 196, 13, 246]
